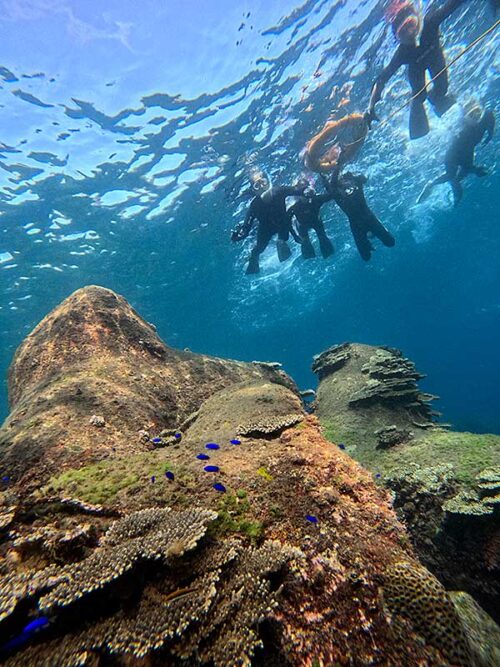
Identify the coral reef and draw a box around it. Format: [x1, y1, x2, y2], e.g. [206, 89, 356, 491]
[315, 342, 500, 621]
[0, 290, 496, 665]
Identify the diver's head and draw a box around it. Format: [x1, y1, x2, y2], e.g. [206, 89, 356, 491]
[463, 98, 483, 125]
[386, 0, 421, 44]
[250, 170, 270, 196]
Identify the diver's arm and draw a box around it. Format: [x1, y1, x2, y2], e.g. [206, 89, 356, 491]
[427, 0, 468, 26]
[315, 192, 335, 206]
[482, 110, 495, 144]
[368, 49, 403, 117]
[231, 205, 255, 242]
[280, 185, 308, 198]
[353, 174, 368, 186]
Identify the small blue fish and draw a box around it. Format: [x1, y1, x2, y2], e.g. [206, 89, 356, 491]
[1, 475, 10, 483]
[175, 433, 182, 439]
[306, 515, 318, 524]
[230, 439, 241, 445]
[22, 617, 50, 634]
[338, 443, 346, 450]
[205, 443, 220, 450]
[152, 437, 162, 444]
[196, 453, 210, 461]
[213, 483, 226, 493]
[204, 465, 219, 473]
[375, 473, 382, 479]
[151, 476, 156, 483]
[165, 471, 175, 481]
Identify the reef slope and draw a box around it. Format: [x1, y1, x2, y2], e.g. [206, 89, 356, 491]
[0, 289, 495, 666]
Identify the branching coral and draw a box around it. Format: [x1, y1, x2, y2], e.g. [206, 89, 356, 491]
[39, 507, 216, 612]
[2, 507, 300, 667]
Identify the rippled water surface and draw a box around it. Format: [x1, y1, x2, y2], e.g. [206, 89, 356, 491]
[1, 0, 499, 430]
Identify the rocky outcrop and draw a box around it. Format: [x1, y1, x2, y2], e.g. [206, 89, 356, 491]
[0, 289, 493, 665]
[314, 342, 500, 623]
[0, 286, 297, 488]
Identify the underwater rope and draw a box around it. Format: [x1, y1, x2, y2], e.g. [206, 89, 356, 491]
[339, 18, 500, 150]
[380, 18, 500, 128]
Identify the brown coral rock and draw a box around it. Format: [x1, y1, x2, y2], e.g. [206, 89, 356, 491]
[0, 286, 298, 488]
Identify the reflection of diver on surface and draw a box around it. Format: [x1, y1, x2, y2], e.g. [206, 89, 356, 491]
[367, 0, 467, 139]
[417, 101, 495, 206]
[325, 171, 395, 262]
[288, 186, 335, 259]
[231, 172, 305, 274]
[304, 112, 369, 174]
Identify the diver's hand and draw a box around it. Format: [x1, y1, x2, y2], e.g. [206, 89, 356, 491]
[231, 228, 243, 242]
[364, 107, 379, 129]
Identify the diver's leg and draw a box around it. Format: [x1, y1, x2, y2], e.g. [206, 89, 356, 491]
[408, 66, 430, 139]
[450, 179, 463, 206]
[417, 173, 449, 203]
[350, 220, 372, 261]
[246, 225, 272, 274]
[299, 227, 316, 259]
[409, 99, 430, 139]
[276, 228, 292, 262]
[314, 221, 335, 258]
[427, 51, 456, 117]
[469, 165, 489, 177]
[368, 214, 395, 248]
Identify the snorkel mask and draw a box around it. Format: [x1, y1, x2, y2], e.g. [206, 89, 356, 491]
[250, 169, 271, 195]
[386, 0, 421, 43]
[463, 98, 483, 125]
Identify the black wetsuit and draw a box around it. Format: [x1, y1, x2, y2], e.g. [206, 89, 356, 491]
[231, 186, 304, 274]
[418, 110, 495, 205]
[327, 173, 395, 261]
[288, 193, 335, 259]
[370, 0, 466, 139]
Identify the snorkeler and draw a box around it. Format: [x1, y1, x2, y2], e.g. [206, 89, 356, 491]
[324, 170, 395, 262]
[417, 100, 495, 206]
[288, 185, 335, 259]
[231, 172, 306, 274]
[304, 112, 369, 173]
[367, 0, 467, 139]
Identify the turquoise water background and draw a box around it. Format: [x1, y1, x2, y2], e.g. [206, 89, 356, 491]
[1, 0, 499, 431]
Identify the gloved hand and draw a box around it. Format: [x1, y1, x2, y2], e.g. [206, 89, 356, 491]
[364, 107, 379, 129]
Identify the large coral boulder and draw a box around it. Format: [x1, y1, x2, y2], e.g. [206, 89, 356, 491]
[0, 291, 495, 666]
[313, 342, 500, 622]
[0, 286, 296, 488]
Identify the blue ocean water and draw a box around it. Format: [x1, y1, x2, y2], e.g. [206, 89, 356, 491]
[0, 0, 498, 432]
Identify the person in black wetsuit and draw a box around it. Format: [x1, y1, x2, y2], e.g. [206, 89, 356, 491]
[324, 171, 395, 262]
[231, 172, 306, 274]
[417, 101, 495, 206]
[367, 0, 467, 139]
[288, 186, 335, 259]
